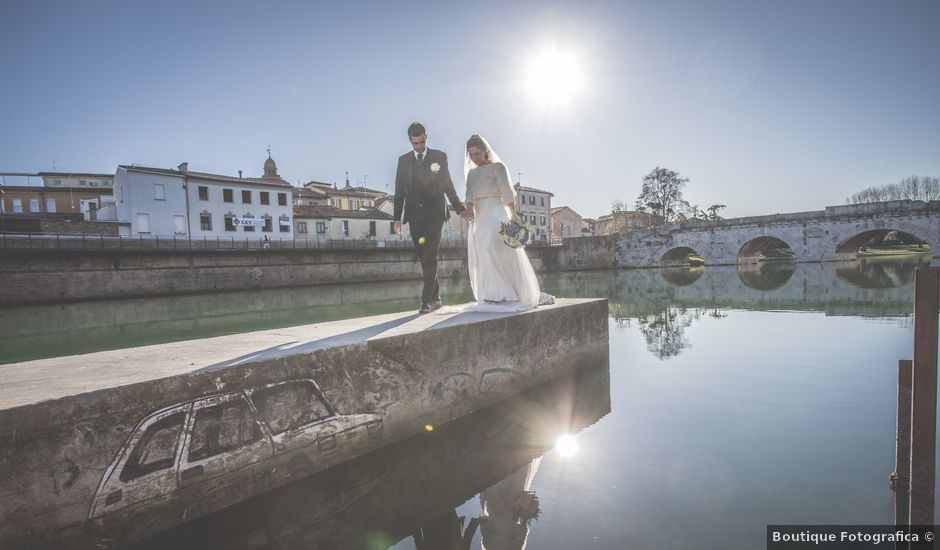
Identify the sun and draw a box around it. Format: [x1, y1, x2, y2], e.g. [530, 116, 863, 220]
[555, 434, 579, 458]
[523, 46, 584, 106]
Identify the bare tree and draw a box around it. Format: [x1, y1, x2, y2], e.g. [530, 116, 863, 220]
[635, 167, 690, 223]
[846, 175, 940, 204]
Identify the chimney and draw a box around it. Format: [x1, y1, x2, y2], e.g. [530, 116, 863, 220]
[177, 162, 188, 172]
[238, 170, 243, 178]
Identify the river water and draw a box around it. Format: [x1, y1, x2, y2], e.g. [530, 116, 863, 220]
[1, 256, 933, 548]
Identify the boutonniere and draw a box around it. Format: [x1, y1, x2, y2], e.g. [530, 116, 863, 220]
[430, 162, 441, 173]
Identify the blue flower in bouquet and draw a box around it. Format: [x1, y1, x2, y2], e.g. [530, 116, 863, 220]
[499, 219, 532, 248]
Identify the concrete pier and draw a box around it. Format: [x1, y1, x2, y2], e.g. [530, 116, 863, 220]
[0, 298, 608, 548]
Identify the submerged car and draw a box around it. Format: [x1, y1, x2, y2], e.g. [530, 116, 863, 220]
[87, 379, 383, 541]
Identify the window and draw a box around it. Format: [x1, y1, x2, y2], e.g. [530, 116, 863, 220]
[260, 192, 270, 205]
[519, 194, 525, 204]
[331, 199, 341, 208]
[120, 412, 185, 481]
[29, 199, 40, 213]
[351, 200, 359, 210]
[541, 197, 545, 206]
[389, 221, 395, 234]
[137, 213, 150, 233]
[316, 222, 326, 234]
[262, 216, 272, 232]
[53, 179, 62, 186]
[529, 196, 535, 205]
[224, 215, 235, 231]
[342, 220, 349, 236]
[154, 183, 165, 200]
[241, 190, 252, 204]
[279, 216, 290, 232]
[200, 213, 212, 231]
[251, 382, 332, 435]
[0, 199, 4, 213]
[46, 199, 56, 213]
[278, 193, 287, 206]
[174, 215, 186, 235]
[540, 215, 547, 226]
[79, 179, 87, 186]
[297, 221, 308, 234]
[369, 221, 376, 236]
[12, 199, 22, 213]
[188, 398, 262, 462]
[198, 186, 209, 200]
[530, 214, 536, 225]
[223, 189, 233, 203]
[243, 216, 255, 232]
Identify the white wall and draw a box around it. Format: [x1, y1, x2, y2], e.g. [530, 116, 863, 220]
[114, 168, 188, 236]
[187, 178, 294, 239]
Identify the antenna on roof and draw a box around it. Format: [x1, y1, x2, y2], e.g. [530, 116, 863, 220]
[267, 145, 272, 158]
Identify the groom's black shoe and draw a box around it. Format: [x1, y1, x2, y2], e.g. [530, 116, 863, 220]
[419, 302, 432, 314]
[429, 299, 443, 312]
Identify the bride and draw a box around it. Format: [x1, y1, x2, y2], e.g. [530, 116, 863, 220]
[461, 135, 552, 311]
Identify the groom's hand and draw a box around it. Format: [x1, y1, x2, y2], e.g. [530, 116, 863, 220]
[394, 220, 402, 235]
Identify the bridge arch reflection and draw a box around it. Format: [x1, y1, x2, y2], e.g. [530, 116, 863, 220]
[736, 236, 796, 264]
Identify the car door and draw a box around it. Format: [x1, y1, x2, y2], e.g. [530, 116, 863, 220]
[88, 404, 191, 538]
[247, 380, 383, 482]
[175, 392, 274, 518]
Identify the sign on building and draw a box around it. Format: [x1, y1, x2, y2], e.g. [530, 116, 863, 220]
[233, 217, 265, 227]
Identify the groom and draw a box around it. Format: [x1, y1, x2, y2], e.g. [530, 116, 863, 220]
[394, 122, 465, 314]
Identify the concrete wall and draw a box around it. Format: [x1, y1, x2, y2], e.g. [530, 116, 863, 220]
[0, 299, 608, 548]
[0, 247, 472, 306]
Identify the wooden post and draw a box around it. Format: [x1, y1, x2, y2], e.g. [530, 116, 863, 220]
[909, 267, 939, 526]
[895, 359, 913, 528]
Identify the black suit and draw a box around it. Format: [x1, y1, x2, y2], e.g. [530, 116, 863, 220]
[394, 148, 465, 305]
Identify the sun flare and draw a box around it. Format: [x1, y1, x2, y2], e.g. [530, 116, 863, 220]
[555, 434, 579, 458]
[523, 47, 584, 106]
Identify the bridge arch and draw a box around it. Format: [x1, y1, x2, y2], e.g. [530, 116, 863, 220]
[660, 246, 705, 267]
[736, 236, 796, 264]
[833, 228, 930, 261]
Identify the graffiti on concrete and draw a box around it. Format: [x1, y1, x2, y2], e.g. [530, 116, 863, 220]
[87, 379, 383, 528]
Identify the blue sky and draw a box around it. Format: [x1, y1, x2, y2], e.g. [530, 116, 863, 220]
[2, 0, 938, 219]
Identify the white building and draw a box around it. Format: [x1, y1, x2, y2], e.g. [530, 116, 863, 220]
[375, 196, 468, 241]
[113, 166, 188, 236]
[514, 184, 554, 241]
[113, 156, 294, 238]
[294, 205, 395, 240]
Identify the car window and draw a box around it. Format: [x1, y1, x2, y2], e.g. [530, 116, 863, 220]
[120, 412, 186, 481]
[188, 397, 262, 462]
[251, 382, 332, 435]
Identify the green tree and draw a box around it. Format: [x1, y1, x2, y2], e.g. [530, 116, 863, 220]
[635, 167, 690, 223]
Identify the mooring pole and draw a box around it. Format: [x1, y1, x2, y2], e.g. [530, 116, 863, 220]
[909, 267, 939, 528]
[895, 359, 913, 530]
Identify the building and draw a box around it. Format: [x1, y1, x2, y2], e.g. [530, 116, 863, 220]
[374, 195, 468, 241]
[305, 177, 387, 210]
[292, 186, 328, 206]
[112, 156, 294, 237]
[294, 205, 395, 240]
[593, 210, 665, 236]
[40, 172, 113, 189]
[551, 206, 590, 239]
[514, 184, 554, 240]
[1, 172, 114, 218]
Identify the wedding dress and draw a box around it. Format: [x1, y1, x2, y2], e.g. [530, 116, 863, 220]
[466, 164, 542, 311]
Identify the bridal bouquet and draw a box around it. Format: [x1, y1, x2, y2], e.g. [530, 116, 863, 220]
[499, 219, 533, 248]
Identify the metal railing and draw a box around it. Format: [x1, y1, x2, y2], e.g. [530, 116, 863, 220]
[0, 233, 480, 251]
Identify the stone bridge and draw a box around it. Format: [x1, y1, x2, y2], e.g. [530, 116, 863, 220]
[611, 200, 940, 267]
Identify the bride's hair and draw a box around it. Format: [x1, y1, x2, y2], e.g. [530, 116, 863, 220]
[466, 135, 490, 161]
[464, 134, 511, 186]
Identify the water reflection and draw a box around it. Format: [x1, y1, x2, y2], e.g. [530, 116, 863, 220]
[834, 254, 931, 289]
[1, 259, 931, 364]
[736, 261, 795, 291]
[129, 362, 610, 550]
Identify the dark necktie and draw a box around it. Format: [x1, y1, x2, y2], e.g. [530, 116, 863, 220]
[418, 152, 424, 163]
